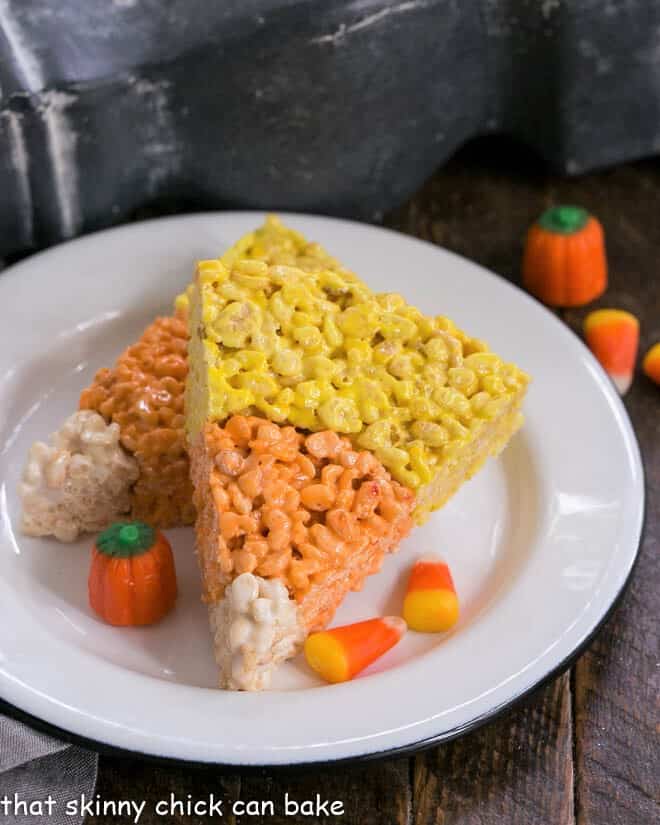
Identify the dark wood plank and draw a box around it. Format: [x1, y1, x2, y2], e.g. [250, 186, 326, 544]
[564, 161, 660, 825]
[573, 425, 658, 825]
[94, 756, 411, 824]
[94, 757, 241, 825]
[411, 675, 574, 825]
[387, 139, 658, 825]
[236, 760, 410, 825]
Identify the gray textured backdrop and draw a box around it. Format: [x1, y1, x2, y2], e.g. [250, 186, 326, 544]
[1, 0, 660, 260]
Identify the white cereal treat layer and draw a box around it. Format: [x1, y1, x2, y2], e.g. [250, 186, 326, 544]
[20, 410, 139, 542]
[210, 573, 304, 691]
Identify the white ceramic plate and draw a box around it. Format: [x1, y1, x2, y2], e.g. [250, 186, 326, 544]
[0, 212, 644, 766]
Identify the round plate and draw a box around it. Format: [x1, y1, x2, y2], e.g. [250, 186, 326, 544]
[0, 212, 644, 765]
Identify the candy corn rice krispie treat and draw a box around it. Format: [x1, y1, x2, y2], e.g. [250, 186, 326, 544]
[185, 216, 528, 689]
[191, 416, 414, 689]
[20, 214, 528, 695]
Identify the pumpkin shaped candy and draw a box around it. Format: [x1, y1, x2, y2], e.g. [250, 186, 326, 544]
[523, 205, 607, 307]
[89, 521, 177, 626]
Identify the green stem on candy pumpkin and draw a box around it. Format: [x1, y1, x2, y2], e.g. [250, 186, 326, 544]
[538, 205, 589, 234]
[96, 521, 156, 558]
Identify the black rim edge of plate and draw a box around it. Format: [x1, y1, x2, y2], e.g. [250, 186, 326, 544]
[0, 462, 647, 775]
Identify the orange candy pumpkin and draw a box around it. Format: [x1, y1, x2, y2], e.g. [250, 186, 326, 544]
[523, 206, 607, 307]
[89, 522, 177, 626]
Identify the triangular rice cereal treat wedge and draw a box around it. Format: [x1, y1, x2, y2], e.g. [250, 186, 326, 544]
[186, 216, 529, 689]
[192, 416, 414, 690]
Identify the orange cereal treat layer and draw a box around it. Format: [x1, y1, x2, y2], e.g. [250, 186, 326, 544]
[190, 415, 414, 688]
[80, 316, 194, 528]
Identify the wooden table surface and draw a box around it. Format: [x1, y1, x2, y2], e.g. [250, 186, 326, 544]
[92, 140, 659, 825]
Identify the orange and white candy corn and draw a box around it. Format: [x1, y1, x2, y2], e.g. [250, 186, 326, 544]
[642, 343, 660, 386]
[403, 556, 459, 633]
[584, 309, 639, 395]
[304, 616, 406, 683]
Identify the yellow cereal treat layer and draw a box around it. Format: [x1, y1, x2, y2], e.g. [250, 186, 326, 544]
[186, 217, 529, 521]
[175, 215, 347, 318]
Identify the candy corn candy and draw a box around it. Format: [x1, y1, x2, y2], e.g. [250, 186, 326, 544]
[584, 309, 639, 395]
[403, 556, 459, 633]
[642, 343, 660, 386]
[304, 616, 406, 683]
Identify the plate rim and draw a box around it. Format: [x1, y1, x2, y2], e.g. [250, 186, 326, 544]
[0, 209, 646, 766]
[0, 507, 644, 769]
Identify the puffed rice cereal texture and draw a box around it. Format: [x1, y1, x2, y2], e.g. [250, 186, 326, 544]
[80, 315, 194, 528]
[185, 216, 529, 522]
[210, 572, 304, 690]
[191, 415, 415, 635]
[20, 411, 139, 541]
